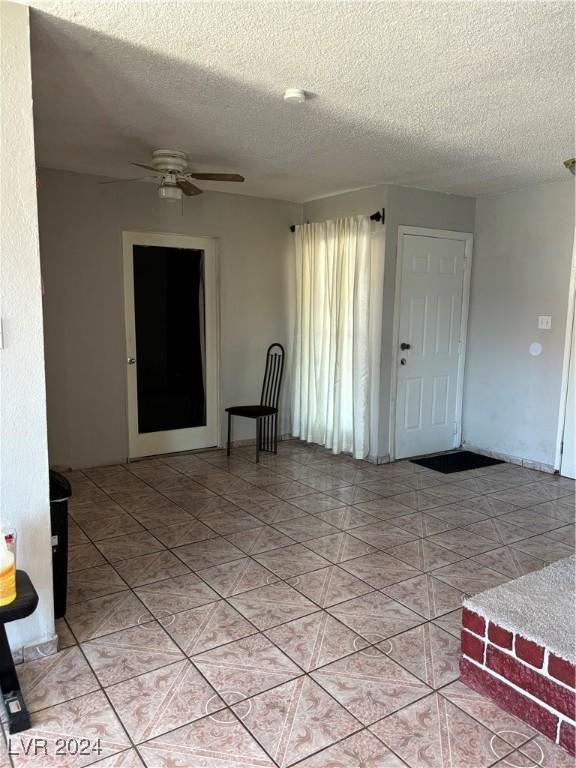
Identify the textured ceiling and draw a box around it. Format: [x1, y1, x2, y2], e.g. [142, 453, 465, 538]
[27, 0, 575, 202]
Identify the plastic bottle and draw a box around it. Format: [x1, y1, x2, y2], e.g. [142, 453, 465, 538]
[0, 534, 16, 606]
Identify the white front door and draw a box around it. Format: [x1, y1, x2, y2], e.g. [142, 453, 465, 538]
[123, 232, 219, 459]
[394, 228, 473, 460]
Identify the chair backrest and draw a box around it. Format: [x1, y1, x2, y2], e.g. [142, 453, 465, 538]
[260, 343, 285, 409]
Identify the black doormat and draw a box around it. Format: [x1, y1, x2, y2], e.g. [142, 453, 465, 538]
[411, 451, 504, 474]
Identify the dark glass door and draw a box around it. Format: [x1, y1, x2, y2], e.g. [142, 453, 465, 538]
[132, 245, 206, 434]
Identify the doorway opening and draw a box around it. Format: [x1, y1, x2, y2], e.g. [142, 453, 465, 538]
[123, 232, 219, 459]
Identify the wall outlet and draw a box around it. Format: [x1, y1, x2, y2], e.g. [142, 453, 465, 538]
[538, 315, 552, 330]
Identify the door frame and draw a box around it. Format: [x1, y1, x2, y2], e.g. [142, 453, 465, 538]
[122, 230, 221, 459]
[389, 226, 474, 461]
[554, 235, 576, 472]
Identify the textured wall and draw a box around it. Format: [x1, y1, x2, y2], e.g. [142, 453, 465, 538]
[463, 180, 575, 467]
[38, 168, 301, 468]
[0, 2, 53, 651]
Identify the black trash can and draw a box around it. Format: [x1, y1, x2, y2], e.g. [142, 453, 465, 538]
[49, 471, 72, 619]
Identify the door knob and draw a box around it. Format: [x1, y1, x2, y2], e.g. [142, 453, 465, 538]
[400, 358, 407, 366]
[127, 357, 136, 365]
[400, 342, 411, 350]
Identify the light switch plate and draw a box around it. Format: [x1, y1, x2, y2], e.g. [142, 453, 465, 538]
[538, 315, 552, 330]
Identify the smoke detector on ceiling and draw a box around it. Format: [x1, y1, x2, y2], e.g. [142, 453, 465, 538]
[284, 88, 307, 103]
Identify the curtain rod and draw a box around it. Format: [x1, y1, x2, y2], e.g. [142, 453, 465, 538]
[289, 209, 385, 233]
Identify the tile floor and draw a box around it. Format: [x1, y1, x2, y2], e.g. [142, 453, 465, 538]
[2, 440, 575, 767]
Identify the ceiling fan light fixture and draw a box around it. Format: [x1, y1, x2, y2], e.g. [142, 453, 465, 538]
[158, 182, 182, 202]
[98, 150, 245, 199]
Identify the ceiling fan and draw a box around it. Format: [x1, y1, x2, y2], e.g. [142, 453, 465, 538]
[99, 149, 245, 201]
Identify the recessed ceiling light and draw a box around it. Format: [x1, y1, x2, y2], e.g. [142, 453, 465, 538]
[284, 88, 307, 104]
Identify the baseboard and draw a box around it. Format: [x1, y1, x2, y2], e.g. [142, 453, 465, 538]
[462, 442, 556, 474]
[367, 453, 391, 465]
[227, 433, 293, 449]
[11, 633, 58, 665]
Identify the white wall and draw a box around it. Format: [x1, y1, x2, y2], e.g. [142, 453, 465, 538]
[304, 184, 475, 457]
[0, 2, 53, 651]
[463, 180, 575, 468]
[40, 167, 573, 473]
[304, 186, 388, 222]
[38, 168, 301, 469]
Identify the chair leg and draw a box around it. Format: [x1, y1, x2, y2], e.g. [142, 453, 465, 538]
[227, 412, 232, 457]
[255, 418, 261, 464]
[273, 413, 278, 454]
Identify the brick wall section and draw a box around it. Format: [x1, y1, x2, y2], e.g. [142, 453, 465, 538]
[488, 622, 513, 649]
[460, 657, 560, 741]
[461, 629, 484, 663]
[462, 607, 485, 636]
[560, 721, 575, 755]
[550, 654, 576, 688]
[460, 609, 576, 757]
[486, 646, 575, 719]
[515, 636, 544, 669]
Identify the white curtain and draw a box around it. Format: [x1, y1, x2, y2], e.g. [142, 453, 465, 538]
[292, 215, 383, 460]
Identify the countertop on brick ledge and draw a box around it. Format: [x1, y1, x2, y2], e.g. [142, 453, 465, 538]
[464, 555, 576, 663]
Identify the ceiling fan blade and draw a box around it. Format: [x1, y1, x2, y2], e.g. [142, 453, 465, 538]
[177, 179, 203, 196]
[98, 176, 157, 184]
[129, 162, 160, 173]
[186, 173, 245, 182]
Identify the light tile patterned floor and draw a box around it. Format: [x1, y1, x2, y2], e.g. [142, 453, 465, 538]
[2, 440, 575, 767]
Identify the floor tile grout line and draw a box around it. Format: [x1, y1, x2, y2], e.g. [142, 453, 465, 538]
[432, 684, 539, 755]
[363, 686, 526, 768]
[84, 444, 569, 528]
[62, 547, 464, 745]
[11, 635, 532, 768]
[63, 604, 285, 768]
[64, 446, 573, 765]
[150, 536, 476, 736]
[66, 567, 460, 652]
[91, 462, 571, 631]
[102, 584, 291, 768]
[60, 624, 141, 760]
[70, 474, 563, 584]
[67, 493, 568, 637]
[66, 523, 564, 637]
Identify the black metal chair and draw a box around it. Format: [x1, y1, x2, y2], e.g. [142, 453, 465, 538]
[226, 343, 285, 463]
